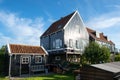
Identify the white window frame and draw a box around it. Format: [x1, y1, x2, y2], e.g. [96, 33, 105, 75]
[55, 39, 62, 49]
[56, 39, 60, 48]
[22, 56, 30, 64]
[35, 56, 42, 63]
[53, 41, 55, 49]
[69, 39, 73, 48]
[73, 55, 77, 62]
[55, 56, 61, 61]
[76, 40, 79, 49]
[59, 39, 62, 48]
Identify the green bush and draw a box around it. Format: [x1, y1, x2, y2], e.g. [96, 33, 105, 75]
[0, 45, 9, 76]
[115, 54, 120, 61]
[82, 42, 110, 64]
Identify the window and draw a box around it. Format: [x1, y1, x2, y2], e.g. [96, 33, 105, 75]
[59, 39, 62, 48]
[69, 39, 73, 48]
[53, 41, 55, 48]
[58, 25, 62, 29]
[76, 40, 79, 49]
[35, 56, 42, 63]
[22, 57, 29, 64]
[54, 39, 62, 48]
[75, 25, 80, 33]
[73, 55, 77, 62]
[56, 39, 60, 48]
[55, 56, 61, 60]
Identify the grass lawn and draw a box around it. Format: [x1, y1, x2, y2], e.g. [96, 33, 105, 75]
[24, 74, 74, 80]
[0, 74, 74, 80]
[0, 77, 9, 80]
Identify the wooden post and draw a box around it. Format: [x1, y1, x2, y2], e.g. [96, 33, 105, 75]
[44, 54, 46, 73]
[29, 56, 31, 76]
[44, 54, 46, 64]
[66, 53, 68, 61]
[9, 54, 12, 78]
[20, 56, 22, 77]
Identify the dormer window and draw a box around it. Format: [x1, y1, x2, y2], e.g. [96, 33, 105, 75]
[46, 30, 50, 34]
[96, 32, 100, 38]
[58, 25, 62, 29]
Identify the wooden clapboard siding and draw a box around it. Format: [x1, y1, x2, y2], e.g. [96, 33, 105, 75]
[80, 65, 114, 80]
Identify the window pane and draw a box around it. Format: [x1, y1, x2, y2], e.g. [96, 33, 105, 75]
[35, 56, 42, 63]
[22, 57, 29, 64]
[59, 39, 62, 48]
[53, 41, 55, 48]
[76, 40, 79, 48]
[69, 39, 73, 48]
[56, 39, 59, 48]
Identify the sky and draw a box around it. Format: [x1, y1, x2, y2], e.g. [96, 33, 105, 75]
[0, 0, 120, 49]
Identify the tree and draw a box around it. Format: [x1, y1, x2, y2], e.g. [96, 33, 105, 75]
[100, 46, 110, 62]
[0, 45, 7, 76]
[82, 42, 110, 64]
[115, 54, 120, 61]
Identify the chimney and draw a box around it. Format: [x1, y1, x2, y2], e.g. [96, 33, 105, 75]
[104, 36, 107, 40]
[96, 31, 100, 38]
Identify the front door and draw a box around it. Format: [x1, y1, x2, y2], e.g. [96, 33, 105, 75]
[20, 56, 31, 74]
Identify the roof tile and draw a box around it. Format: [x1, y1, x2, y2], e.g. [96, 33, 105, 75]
[9, 44, 46, 55]
[86, 27, 114, 44]
[41, 11, 75, 37]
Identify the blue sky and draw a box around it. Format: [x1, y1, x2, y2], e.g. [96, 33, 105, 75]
[0, 0, 120, 49]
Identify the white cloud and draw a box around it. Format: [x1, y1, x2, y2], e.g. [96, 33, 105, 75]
[106, 4, 120, 9]
[113, 5, 120, 9]
[0, 33, 12, 45]
[44, 10, 56, 23]
[86, 11, 120, 49]
[86, 15, 120, 29]
[0, 11, 45, 46]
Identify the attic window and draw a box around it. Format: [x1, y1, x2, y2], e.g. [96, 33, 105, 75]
[46, 30, 50, 33]
[58, 25, 62, 29]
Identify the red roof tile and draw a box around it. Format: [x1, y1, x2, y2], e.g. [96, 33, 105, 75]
[109, 40, 115, 45]
[9, 44, 47, 55]
[86, 27, 114, 44]
[41, 11, 75, 37]
[86, 27, 95, 33]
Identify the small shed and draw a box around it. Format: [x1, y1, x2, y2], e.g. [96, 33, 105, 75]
[7, 44, 48, 77]
[80, 62, 120, 80]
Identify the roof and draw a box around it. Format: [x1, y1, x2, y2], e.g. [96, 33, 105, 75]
[109, 40, 115, 45]
[8, 44, 47, 55]
[92, 62, 120, 73]
[86, 27, 115, 45]
[41, 11, 76, 37]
